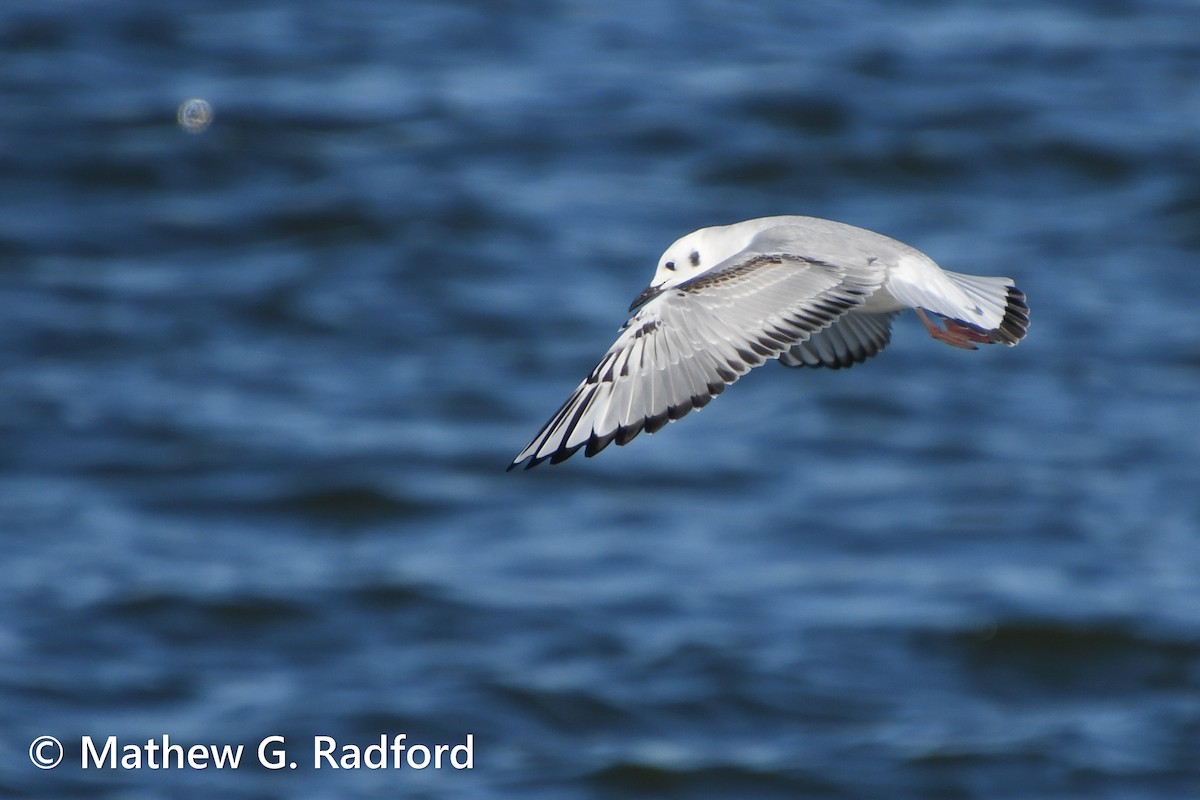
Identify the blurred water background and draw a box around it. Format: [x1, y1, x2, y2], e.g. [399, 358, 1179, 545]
[2, 1, 1199, 797]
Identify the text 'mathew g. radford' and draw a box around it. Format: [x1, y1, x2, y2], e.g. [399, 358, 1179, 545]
[78, 733, 474, 770]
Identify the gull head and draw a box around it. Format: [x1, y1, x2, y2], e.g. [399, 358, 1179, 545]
[628, 224, 756, 311]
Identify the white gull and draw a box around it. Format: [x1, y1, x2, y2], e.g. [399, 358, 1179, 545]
[510, 215, 1029, 470]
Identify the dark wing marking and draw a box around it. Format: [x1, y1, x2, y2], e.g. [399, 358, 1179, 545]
[778, 310, 899, 369]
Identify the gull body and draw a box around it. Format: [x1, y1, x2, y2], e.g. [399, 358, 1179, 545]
[510, 215, 1028, 470]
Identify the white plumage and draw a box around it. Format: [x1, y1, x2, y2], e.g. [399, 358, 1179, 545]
[510, 215, 1029, 470]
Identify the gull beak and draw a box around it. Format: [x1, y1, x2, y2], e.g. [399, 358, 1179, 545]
[629, 283, 663, 312]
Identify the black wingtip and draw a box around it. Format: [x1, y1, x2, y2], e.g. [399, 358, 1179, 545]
[995, 285, 1030, 346]
[507, 454, 545, 472]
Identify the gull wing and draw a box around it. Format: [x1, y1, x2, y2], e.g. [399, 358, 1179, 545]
[508, 252, 886, 469]
[778, 310, 899, 369]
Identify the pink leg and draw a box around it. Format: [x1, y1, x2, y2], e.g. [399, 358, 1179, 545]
[915, 308, 991, 350]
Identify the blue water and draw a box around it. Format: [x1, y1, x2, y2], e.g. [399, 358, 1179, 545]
[3, 1, 1199, 797]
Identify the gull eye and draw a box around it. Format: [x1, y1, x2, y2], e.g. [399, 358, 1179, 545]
[664, 261, 677, 271]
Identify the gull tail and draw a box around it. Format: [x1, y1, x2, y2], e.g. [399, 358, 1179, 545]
[914, 271, 1030, 347]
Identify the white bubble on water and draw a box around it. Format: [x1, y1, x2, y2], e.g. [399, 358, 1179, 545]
[177, 98, 214, 134]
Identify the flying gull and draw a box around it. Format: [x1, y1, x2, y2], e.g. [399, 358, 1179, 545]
[509, 215, 1029, 470]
